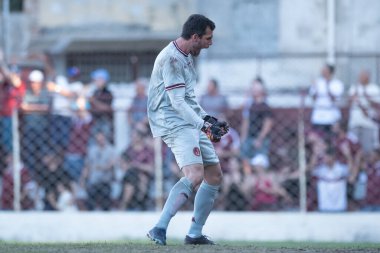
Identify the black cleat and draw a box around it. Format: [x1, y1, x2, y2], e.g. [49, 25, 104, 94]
[147, 227, 167, 245]
[184, 235, 215, 245]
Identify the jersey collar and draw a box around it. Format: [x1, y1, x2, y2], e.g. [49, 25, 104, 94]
[173, 41, 189, 57]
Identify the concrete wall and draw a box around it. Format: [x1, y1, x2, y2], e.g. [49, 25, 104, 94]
[37, 0, 195, 32]
[0, 212, 379, 242]
[3, 0, 380, 101]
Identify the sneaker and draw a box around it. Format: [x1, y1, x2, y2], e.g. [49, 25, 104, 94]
[184, 235, 215, 245]
[147, 227, 166, 245]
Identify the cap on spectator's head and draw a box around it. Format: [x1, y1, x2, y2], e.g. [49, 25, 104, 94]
[28, 70, 44, 82]
[67, 66, 81, 78]
[91, 68, 110, 82]
[250, 154, 269, 169]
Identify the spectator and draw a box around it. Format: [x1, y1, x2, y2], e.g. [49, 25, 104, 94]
[0, 64, 26, 153]
[89, 69, 113, 143]
[312, 148, 349, 212]
[213, 117, 240, 175]
[21, 70, 51, 176]
[243, 154, 290, 211]
[332, 122, 362, 181]
[39, 153, 69, 210]
[1, 153, 35, 210]
[119, 129, 155, 210]
[128, 78, 148, 128]
[240, 78, 274, 175]
[81, 131, 115, 211]
[63, 106, 92, 182]
[56, 181, 78, 211]
[363, 148, 380, 211]
[309, 64, 344, 143]
[46, 67, 86, 154]
[332, 121, 362, 210]
[199, 79, 229, 119]
[305, 129, 328, 211]
[348, 70, 380, 152]
[220, 157, 248, 211]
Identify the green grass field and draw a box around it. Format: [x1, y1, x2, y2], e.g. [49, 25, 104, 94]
[0, 241, 379, 253]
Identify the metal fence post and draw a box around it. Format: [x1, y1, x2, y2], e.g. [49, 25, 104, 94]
[298, 91, 307, 213]
[154, 137, 163, 211]
[12, 108, 21, 211]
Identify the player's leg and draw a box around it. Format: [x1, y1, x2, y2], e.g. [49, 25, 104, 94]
[185, 133, 222, 245]
[148, 128, 204, 245]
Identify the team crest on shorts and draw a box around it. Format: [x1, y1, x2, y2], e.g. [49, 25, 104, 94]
[193, 147, 200, 156]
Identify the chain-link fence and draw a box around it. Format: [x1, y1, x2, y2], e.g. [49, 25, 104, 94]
[1, 85, 380, 212]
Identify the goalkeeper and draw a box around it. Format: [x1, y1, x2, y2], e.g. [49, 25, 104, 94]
[146, 14, 229, 246]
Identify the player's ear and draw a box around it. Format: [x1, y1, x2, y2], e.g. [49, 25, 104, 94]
[191, 34, 200, 41]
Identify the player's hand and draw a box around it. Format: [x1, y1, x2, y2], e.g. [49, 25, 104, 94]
[201, 121, 223, 142]
[203, 115, 229, 136]
[215, 120, 229, 136]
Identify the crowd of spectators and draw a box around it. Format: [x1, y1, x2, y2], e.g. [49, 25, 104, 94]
[1, 54, 380, 212]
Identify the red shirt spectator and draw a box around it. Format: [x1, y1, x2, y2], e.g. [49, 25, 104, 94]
[213, 127, 240, 174]
[0, 80, 26, 117]
[1, 155, 33, 210]
[67, 111, 92, 156]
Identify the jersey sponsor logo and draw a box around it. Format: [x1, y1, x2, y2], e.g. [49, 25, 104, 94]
[193, 147, 200, 156]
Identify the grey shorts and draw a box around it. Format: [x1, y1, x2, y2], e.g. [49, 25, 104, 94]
[162, 127, 219, 169]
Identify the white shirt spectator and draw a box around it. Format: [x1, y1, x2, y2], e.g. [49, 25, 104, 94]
[349, 82, 380, 129]
[51, 75, 86, 117]
[57, 189, 78, 212]
[310, 77, 344, 125]
[313, 162, 349, 212]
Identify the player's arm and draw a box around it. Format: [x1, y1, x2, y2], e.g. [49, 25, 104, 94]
[166, 85, 204, 130]
[163, 57, 206, 129]
[164, 57, 226, 141]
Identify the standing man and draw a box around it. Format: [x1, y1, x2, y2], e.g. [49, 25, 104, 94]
[147, 14, 228, 245]
[309, 64, 344, 143]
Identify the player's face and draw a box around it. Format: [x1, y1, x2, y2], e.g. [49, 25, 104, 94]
[190, 27, 213, 56]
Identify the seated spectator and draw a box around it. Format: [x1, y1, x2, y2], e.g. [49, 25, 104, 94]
[332, 121, 362, 210]
[312, 148, 349, 212]
[213, 116, 240, 174]
[63, 106, 92, 182]
[39, 153, 70, 211]
[348, 70, 380, 152]
[80, 131, 115, 211]
[363, 148, 380, 211]
[199, 78, 229, 119]
[119, 129, 154, 210]
[242, 154, 290, 211]
[240, 78, 274, 175]
[1, 153, 35, 210]
[56, 181, 78, 212]
[21, 70, 51, 176]
[220, 157, 248, 211]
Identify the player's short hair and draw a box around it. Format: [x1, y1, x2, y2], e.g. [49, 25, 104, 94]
[181, 14, 215, 40]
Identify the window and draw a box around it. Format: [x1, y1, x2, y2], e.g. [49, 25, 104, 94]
[66, 51, 158, 83]
[0, 0, 23, 12]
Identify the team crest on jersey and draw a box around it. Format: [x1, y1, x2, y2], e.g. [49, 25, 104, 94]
[193, 147, 200, 156]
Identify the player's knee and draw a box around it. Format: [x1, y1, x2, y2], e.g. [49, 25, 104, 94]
[212, 169, 223, 185]
[204, 166, 223, 185]
[183, 164, 204, 188]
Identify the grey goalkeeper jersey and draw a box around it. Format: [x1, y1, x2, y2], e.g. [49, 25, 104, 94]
[148, 41, 207, 137]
